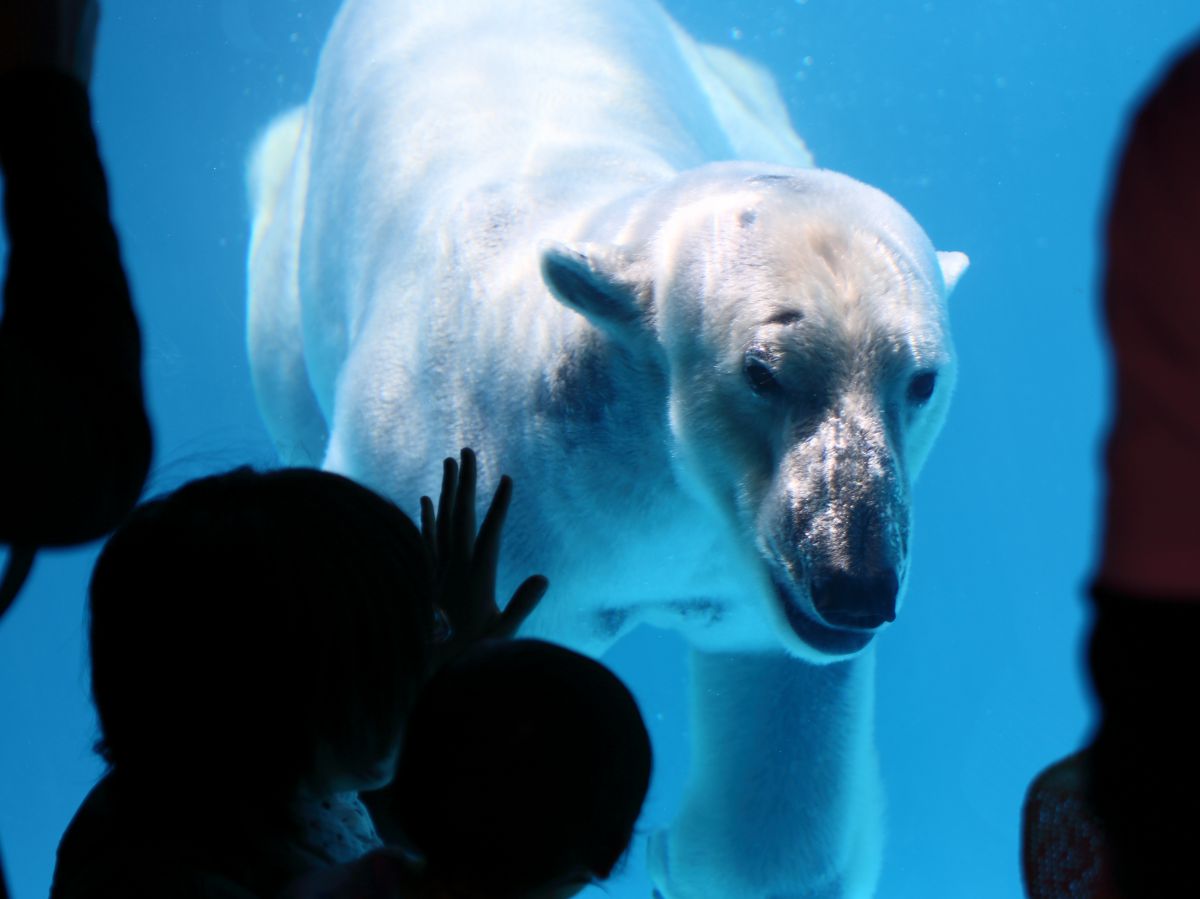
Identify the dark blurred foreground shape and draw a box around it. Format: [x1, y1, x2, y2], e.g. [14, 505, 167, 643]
[1, 0, 153, 893]
[382, 638, 653, 899]
[1022, 36, 1200, 899]
[0, 68, 151, 571]
[50, 467, 436, 899]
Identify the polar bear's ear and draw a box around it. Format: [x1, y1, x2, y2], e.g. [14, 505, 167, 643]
[540, 241, 651, 341]
[937, 251, 969, 296]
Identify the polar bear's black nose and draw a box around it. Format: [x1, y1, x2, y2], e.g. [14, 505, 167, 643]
[810, 570, 899, 630]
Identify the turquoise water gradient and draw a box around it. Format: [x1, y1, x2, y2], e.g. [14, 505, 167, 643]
[3, 2, 1199, 897]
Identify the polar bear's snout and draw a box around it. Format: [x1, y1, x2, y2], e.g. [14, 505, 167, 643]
[766, 403, 912, 657]
[807, 452, 908, 630]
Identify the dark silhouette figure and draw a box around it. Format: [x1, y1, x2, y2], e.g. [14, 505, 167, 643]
[1088, 35, 1200, 899]
[51, 467, 435, 898]
[1022, 36, 1200, 899]
[1, 1, 152, 894]
[51, 454, 546, 899]
[0, 0, 152, 600]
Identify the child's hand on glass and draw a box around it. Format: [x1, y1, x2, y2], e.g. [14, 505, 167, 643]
[421, 448, 548, 667]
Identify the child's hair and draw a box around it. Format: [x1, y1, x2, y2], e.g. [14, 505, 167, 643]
[88, 466, 435, 804]
[390, 638, 653, 898]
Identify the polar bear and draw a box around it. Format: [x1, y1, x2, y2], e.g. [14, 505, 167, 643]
[246, 1, 967, 896]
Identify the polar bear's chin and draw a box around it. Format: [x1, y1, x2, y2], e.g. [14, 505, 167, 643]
[785, 604, 878, 659]
[770, 575, 879, 660]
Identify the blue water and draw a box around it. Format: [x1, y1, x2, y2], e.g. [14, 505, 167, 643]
[2, 1, 1198, 896]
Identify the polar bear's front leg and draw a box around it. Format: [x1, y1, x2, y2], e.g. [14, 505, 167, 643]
[649, 649, 883, 899]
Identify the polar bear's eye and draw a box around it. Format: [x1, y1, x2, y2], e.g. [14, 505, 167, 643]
[744, 354, 780, 395]
[908, 371, 937, 405]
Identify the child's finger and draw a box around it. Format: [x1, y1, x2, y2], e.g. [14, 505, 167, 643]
[436, 456, 458, 562]
[475, 474, 513, 577]
[454, 447, 477, 556]
[494, 574, 549, 638]
[419, 495, 437, 558]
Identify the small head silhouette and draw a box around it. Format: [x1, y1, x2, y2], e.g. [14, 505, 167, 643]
[88, 466, 435, 806]
[390, 638, 653, 899]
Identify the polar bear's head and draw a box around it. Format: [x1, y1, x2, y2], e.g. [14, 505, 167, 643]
[542, 166, 966, 662]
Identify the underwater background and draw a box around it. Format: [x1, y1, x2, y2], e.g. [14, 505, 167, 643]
[3, 1, 1199, 896]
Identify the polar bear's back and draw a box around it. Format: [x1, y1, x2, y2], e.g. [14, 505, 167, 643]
[292, 0, 717, 422]
[249, 0, 814, 484]
[312, 0, 712, 208]
[303, 0, 811, 258]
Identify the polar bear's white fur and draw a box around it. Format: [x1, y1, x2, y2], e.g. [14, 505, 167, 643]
[247, 1, 966, 895]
